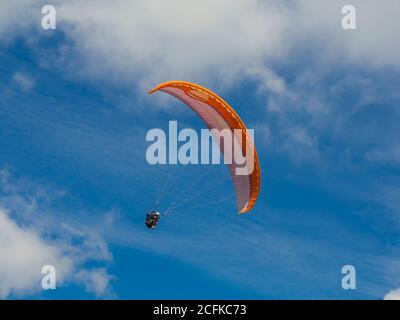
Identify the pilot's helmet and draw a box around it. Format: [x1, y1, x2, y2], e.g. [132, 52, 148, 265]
[153, 211, 161, 217]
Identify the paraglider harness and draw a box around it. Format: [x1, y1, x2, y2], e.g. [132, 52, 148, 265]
[145, 210, 161, 229]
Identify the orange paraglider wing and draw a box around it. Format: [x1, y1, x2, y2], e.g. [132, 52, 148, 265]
[149, 80, 260, 213]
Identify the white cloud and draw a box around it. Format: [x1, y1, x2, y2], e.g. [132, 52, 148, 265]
[55, 0, 288, 89]
[50, 0, 399, 88]
[384, 288, 400, 300]
[0, 169, 115, 299]
[291, 0, 400, 68]
[1, 1, 399, 87]
[0, 1, 38, 43]
[0, 208, 72, 298]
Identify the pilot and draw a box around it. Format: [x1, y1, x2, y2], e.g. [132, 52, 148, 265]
[145, 210, 161, 229]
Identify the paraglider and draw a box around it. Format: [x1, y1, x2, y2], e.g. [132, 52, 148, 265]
[145, 210, 161, 229]
[146, 80, 261, 226]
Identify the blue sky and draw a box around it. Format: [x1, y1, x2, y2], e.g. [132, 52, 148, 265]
[0, 0, 400, 299]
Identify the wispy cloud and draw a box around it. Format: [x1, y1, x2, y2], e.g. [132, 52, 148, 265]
[384, 288, 400, 300]
[12, 72, 35, 92]
[0, 169, 115, 298]
[99, 199, 400, 299]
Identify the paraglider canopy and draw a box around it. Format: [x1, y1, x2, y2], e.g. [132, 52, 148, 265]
[149, 80, 261, 213]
